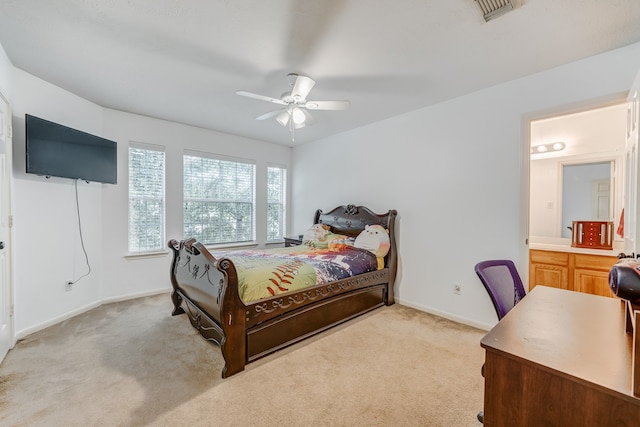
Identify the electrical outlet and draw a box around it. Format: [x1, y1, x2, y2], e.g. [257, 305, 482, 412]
[65, 282, 73, 292]
[453, 284, 462, 295]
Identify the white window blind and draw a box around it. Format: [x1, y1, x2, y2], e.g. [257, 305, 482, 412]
[267, 165, 287, 241]
[183, 153, 256, 244]
[128, 144, 165, 253]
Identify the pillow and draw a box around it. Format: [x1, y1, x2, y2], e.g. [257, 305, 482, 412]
[302, 224, 356, 249]
[354, 225, 391, 266]
[306, 233, 353, 249]
[302, 224, 330, 243]
[302, 224, 334, 248]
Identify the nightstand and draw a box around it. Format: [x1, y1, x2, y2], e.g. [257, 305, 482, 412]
[284, 235, 303, 247]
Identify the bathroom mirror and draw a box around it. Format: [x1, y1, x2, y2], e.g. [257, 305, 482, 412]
[529, 155, 621, 240]
[560, 161, 613, 238]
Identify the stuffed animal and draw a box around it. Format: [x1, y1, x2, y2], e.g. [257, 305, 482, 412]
[354, 224, 390, 269]
[302, 224, 331, 246]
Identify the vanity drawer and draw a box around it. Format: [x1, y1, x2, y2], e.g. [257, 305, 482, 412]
[574, 253, 617, 271]
[530, 249, 569, 266]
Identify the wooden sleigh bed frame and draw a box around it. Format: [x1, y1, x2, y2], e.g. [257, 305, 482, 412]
[168, 204, 398, 378]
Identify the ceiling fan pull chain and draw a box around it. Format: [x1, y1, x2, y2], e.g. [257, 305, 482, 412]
[291, 115, 295, 142]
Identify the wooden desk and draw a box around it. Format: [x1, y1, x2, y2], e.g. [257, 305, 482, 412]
[480, 286, 640, 426]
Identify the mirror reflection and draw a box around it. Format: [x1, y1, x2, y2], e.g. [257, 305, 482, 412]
[561, 161, 612, 238]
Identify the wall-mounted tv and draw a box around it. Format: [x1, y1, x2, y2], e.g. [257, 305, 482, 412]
[25, 114, 117, 184]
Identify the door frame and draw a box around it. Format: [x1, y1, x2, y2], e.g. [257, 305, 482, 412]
[520, 92, 628, 289]
[0, 87, 14, 363]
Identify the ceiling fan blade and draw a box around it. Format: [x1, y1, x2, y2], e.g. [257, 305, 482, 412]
[236, 90, 287, 106]
[304, 100, 350, 110]
[255, 110, 284, 120]
[290, 75, 316, 101]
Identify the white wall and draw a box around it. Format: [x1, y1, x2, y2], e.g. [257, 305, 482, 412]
[0, 43, 11, 98]
[11, 69, 105, 336]
[100, 109, 291, 300]
[291, 41, 640, 330]
[530, 158, 562, 238]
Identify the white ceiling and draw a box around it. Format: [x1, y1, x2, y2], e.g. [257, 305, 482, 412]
[2, 0, 640, 146]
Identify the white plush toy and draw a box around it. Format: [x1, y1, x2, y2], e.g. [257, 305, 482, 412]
[302, 223, 331, 246]
[354, 224, 390, 269]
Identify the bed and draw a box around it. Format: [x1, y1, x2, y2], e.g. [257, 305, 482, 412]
[168, 204, 398, 378]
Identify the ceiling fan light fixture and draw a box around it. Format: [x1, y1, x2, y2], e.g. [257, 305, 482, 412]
[291, 107, 306, 125]
[276, 111, 290, 127]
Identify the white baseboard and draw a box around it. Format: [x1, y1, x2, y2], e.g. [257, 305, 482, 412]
[396, 297, 494, 331]
[16, 301, 102, 341]
[100, 288, 169, 305]
[15, 288, 171, 341]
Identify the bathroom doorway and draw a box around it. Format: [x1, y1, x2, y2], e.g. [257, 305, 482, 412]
[529, 102, 626, 246]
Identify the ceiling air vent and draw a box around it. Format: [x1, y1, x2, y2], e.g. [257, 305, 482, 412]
[475, 0, 513, 22]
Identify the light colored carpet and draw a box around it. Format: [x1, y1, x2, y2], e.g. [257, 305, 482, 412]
[0, 293, 486, 426]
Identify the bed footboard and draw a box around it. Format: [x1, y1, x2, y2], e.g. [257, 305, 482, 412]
[168, 238, 248, 378]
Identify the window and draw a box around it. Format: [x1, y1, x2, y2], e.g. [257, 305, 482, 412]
[128, 144, 165, 253]
[267, 165, 287, 241]
[183, 153, 255, 244]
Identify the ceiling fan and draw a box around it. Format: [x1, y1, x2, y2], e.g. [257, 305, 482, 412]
[236, 74, 350, 133]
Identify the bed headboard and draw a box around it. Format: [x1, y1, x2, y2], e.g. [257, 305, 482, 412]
[314, 204, 398, 273]
[313, 204, 397, 237]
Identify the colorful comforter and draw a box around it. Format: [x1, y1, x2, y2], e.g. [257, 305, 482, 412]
[217, 245, 379, 303]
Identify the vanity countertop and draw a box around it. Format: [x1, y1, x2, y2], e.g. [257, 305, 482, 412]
[529, 242, 621, 257]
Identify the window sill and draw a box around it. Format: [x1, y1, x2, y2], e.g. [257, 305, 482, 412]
[128, 241, 282, 259]
[206, 241, 259, 252]
[124, 250, 170, 260]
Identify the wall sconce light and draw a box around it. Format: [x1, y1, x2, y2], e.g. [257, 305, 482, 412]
[531, 141, 566, 155]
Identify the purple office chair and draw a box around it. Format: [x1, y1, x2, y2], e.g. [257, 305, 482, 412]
[475, 259, 527, 424]
[475, 259, 527, 320]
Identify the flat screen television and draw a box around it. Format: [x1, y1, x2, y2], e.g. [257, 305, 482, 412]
[25, 114, 117, 184]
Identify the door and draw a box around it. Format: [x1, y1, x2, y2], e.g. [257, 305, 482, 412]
[624, 75, 640, 255]
[591, 179, 611, 220]
[0, 91, 12, 362]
